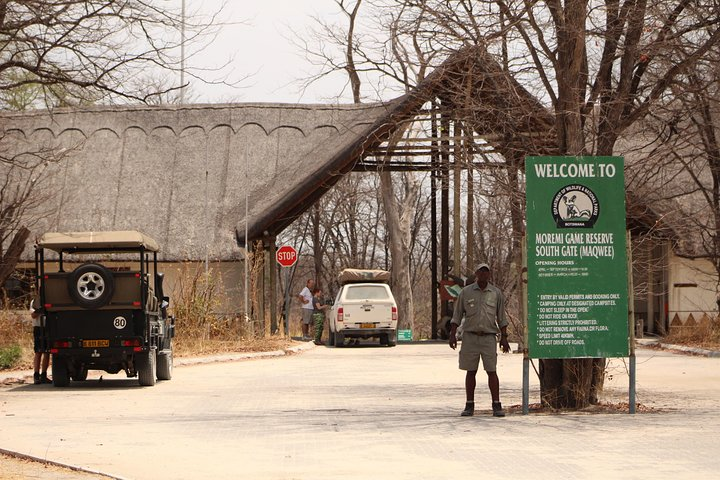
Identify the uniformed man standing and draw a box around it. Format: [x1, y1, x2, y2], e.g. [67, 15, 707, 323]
[449, 263, 510, 417]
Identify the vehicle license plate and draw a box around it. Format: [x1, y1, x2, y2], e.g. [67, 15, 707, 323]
[363, 305, 372, 311]
[360, 323, 374, 329]
[83, 339, 109, 347]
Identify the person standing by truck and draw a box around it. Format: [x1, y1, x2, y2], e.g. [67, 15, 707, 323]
[448, 263, 510, 417]
[311, 287, 328, 345]
[30, 299, 51, 384]
[297, 278, 315, 341]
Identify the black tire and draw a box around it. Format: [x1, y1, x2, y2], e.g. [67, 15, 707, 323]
[68, 263, 114, 309]
[52, 355, 70, 387]
[387, 330, 397, 347]
[156, 348, 173, 381]
[380, 334, 388, 346]
[71, 366, 88, 381]
[328, 329, 335, 347]
[335, 332, 344, 348]
[136, 348, 157, 386]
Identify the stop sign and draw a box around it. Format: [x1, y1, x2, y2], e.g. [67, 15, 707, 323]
[276, 245, 297, 267]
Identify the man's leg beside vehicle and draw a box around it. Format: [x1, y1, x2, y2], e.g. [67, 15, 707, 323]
[301, 309, 313, 340]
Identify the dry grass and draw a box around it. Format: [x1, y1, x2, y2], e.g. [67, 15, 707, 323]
[0, 310, 35, 370]
[170, 262, 298, 356]
[507, 401, 661, 415]
[663, 320, 720, 350]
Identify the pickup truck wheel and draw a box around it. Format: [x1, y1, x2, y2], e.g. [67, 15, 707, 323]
[52, 355, 70, 387]
[156, 348, 173, 381]
[136, 348, 157, 386]
[334, 332, 344, 348]
[328, 329, 335, 347]
[380, 334, 388, 346]
[387, 331, 397, 347]
[68, 263, 114, 309]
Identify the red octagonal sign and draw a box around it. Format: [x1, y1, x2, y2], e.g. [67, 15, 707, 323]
[276, 245, 297, 267]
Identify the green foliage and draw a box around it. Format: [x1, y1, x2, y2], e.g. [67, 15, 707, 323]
[0, 344, 22, 370]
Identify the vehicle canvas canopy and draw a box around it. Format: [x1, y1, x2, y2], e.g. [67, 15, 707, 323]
[338, 268, 390, 285]
[37, 231, 160, 254]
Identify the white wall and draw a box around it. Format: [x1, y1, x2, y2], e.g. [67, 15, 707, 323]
[668, 254, 718, 325]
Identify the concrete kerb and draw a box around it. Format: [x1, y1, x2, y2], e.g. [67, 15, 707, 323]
[0, 341, 317, 385]
[0, 447, 126, 480]
[636, 338, 720, 358]
[174, 341, 316, 366]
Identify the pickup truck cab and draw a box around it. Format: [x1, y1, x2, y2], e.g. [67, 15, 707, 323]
[327, 269, 398, 347]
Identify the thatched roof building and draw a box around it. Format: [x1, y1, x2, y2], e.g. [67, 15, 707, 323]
[2, 101, 408, 261]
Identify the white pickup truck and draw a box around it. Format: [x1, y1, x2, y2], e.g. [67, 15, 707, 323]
[327, 269, 398, 347]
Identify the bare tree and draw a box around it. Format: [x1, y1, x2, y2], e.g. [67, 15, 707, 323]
[626, 48, 720, 301]
[0, 143, 72, 287]
[295, 0, 428, 334]
[383, 0, 720, 408]
[0, 1, 225, 294]
[298, 0, 720, 407]
[0, 1, 227, 104]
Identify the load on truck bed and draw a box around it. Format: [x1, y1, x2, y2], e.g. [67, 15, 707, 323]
[327, 268, 397, 347]
[337, 268, 391, 284]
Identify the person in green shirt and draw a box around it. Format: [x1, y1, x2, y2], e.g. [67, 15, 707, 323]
[449, 263, 510, 417]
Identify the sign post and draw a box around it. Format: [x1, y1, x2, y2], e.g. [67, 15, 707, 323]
[524, 156, 631, 411]
[277, 246, 298, 337]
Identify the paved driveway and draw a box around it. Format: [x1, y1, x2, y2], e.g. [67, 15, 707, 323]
[1, 343, 719, 479]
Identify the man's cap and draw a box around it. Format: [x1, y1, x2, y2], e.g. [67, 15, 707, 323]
[475, 263, 490, 272]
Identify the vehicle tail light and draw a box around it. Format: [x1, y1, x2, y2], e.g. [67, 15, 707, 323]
[135, 273, 141, 278]
[44, 303, 52, 309]
[133, 347, 143, 352]
[392, 307, 398, 321]
[52, 340, 71, 349]
[121, 339, 141, 347]
[132, 301, 141, 307]
[337, 307, 343, 322]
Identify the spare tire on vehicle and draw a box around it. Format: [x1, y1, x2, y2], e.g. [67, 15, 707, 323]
[68, 263, 114, 309]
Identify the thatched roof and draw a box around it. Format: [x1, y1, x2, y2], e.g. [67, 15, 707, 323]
[4, 46, 553, 262]
[1, 101, 404, 261]
[3, 45, 678, 263]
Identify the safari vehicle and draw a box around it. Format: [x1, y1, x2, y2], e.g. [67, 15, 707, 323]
[327, 269, 398, 347]
[34, 231, 174, 387]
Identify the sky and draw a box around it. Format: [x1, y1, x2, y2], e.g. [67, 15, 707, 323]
[187, 0, 352, 104]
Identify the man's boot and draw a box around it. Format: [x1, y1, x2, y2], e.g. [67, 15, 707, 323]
[492, 401, 505, 417]
[460, 401, 474, 417]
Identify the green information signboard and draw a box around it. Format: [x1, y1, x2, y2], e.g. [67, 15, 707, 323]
[526, 156, 629, 359]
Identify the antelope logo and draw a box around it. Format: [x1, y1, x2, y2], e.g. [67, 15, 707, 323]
[552, 184, 599, 228]
[563, 195, 591, 219]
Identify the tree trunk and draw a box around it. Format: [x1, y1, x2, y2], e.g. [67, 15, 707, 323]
[380, 170, 416, 334]
[0, 226, 30, 287]
[540, 357, 605, 409]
